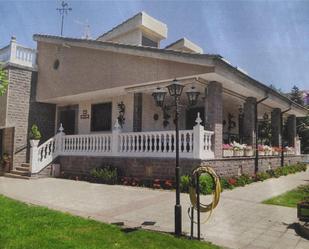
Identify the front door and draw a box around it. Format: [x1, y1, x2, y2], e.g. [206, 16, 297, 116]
[186, 107, 205, 129]
[58, 108, 77, 135]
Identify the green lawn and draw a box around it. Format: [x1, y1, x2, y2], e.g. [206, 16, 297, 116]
[263, 184, 309, 208]
[0, 195, 220, 249]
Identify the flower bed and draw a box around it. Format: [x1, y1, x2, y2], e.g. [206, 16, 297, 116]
[180, 163, 307, 194]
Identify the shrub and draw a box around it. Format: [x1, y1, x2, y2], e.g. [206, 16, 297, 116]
[256, 172, 271, 181]
[29, 124, 42, 140]
[164, 179, 173, 189]
[153, 179, 161, 189]
[90, 166, 118, 184]
[199, 173, 215, 195]
[180, 175, 191, 193]
[220, 177, 234, 190]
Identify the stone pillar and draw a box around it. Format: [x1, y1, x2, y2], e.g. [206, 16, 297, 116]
[287, 114, 296, 147]
[133, 93, 143, 132]
[271, 108, 281, 147]
[205, 81, 223, 158]
[243, 97, 257, 146]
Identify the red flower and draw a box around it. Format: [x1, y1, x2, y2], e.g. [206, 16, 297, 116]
[228, 178, 237, 185]
[164, 179, 173, 188]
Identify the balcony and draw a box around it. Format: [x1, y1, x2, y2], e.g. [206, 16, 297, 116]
[0, 37, 36, 69]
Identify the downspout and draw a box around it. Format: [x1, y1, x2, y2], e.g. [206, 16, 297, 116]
[254, 95, 269, 174]
[280, 106, 291, 167]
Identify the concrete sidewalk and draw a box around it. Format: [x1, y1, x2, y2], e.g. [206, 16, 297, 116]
[0, 170, 308, 249]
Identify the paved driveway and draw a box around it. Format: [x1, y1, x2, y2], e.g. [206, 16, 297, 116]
[0, 170, 308, 249]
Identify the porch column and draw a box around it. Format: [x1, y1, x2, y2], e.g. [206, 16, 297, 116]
[243, 97, 257, 147]
[133, 93, 143, 132]
[287, 114, 296, 147]
[205, 81, 223, 158]
[271, 108, 281, 147]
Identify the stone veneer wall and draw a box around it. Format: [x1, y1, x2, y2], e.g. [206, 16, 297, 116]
[4, 67, 56, 168]
[59, 155, 303, 179]
[6, 67, 32, 168]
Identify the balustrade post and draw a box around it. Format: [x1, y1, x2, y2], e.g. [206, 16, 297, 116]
[193, 113, 205, 159]
[29, 140, 39, 174]
[9, 36, 17, 64]
[55, 123, 65, 155]
[112, 119, 121, 156]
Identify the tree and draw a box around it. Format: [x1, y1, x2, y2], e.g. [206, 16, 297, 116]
[290, 85, 304, 105]
[0, 65, 8, 96]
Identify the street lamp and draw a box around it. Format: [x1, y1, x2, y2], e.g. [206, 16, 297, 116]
[152, 79, 200, 236]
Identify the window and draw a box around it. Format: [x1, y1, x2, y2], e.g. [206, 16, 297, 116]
[142, 35, 158, 48]
[91, 102, 112, 131]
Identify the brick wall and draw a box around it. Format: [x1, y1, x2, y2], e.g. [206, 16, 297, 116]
[59, 155, 303, 179]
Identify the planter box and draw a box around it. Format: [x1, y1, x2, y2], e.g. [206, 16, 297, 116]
[223, 149, 234, 157]
[272, 151, 279, 156]
[259, 151, 265, 156]
[265, 151, 272, 156]
[244, 149, 254, 157]
[233, 150, 244, 157]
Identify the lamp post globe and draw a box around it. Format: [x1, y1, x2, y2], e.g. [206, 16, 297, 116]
[152, 87, 167, 107]
[167, 79, 184, 97]
[186, 86, 200, 106]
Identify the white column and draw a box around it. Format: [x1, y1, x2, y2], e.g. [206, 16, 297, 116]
[9, 36, 17, 64]
[112, 119, 121, 156]
[30, 140, 39, 174]
[55, 123, 65, 155]
[193, 112, 205, 159]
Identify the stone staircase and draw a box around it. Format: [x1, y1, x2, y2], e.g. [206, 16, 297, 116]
[4, 163, 53, 179]
[4, 163, 31, 179]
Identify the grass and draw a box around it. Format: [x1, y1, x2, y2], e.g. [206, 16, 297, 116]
[0, 195, 220, 249]
[263, 184, 309, 208]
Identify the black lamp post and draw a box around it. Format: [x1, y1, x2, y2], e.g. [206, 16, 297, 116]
[152, 79, 200, 236]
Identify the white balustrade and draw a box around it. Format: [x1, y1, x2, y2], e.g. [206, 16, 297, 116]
[30, 136, 58, 174]
[61, 134, 112, 156]
[29, 116, 215, 174]
[0, 37, 36, 68]
[118, 130, 194, 158]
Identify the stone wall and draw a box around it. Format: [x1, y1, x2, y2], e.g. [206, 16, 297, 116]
[6, 67, 32, 168]
[4, 67, 56, 168]
[59, 155, 304, 179]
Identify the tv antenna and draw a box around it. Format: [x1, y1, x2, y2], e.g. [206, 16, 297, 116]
[74, 19, 92, 39]
[57, 1, 72, 36]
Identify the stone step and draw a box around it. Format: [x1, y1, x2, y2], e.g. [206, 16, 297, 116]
[4, 173, 30, 180]
[15, 166, 30, 172]
[10, 170, 30, 177]
[21, 163, 30, 168]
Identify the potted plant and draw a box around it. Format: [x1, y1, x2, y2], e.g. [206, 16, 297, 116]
[232, 142, 245, 157]
[263, 145, 272, 156]
[222, 144, 233, 157]
[0, 153, 11, 173]
[244, 145, 254, 157]
[258, 145, 265, 156]
[272, 147, 281, 156]
[285, 146, 295, 155]
[29, 124, 42, 146]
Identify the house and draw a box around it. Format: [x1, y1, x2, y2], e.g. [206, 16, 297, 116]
[0, 12, 307, 179]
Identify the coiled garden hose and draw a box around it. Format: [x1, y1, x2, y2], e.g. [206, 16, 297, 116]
[188, 166, 221, 224]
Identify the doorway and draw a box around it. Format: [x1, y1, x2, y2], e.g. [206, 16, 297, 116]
[186, 107, 205, 130]
[57, 106, 78, 135]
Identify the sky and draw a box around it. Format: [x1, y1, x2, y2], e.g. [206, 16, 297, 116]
[0, 0, 308, 92]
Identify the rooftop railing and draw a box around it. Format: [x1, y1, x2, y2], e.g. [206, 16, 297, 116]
[0, 37, 36, 69]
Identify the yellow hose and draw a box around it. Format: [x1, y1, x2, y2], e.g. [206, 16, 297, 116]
[188, 166, 221, 223]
